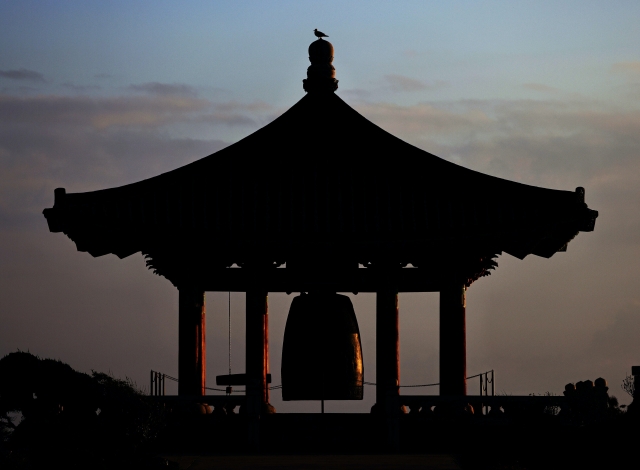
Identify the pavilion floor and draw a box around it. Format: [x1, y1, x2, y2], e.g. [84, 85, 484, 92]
[162, 453, 461, 470]
[157, 412, 487, 454]
[154, 411, 637, 469]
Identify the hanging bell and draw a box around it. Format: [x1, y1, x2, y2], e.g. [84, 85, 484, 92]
[281, 293, 364, 401]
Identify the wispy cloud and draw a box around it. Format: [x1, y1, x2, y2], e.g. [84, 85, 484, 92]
[353, 97, 640, 203]
[0, 94, 209, 130]
[384, 74, 427, 92]
[340, 88, 373, 101]
[354, 101, 491, 136]
[611, 61, 640, 77]
[129, 82, 198, 97]
[0, 92, 230, 226]
[195, 100, 277, 127]
[0, 68, 45, 82]
[0, 91, 279, 224]
[523, 83, 559, 93]
[383, 74, 448, 93]
[61, 82, 101, 92]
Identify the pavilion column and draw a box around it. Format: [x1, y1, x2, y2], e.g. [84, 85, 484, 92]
[245, 289, 273, 450]
[178, 287, 206, 396]
[440, 283, 467, 396]
[376, 286, 401, 450]
[246, 290, 272, 409]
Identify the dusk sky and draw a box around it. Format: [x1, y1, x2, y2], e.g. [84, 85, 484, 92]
[1, 1, 640, 412]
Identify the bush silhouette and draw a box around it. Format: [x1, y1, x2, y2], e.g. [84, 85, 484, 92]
[0, 351, 165, 469]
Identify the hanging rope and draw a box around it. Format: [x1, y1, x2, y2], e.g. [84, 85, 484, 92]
[227, 291, 232, 396]
[228, 291, 231, 377]
[362, 370, 494, 388]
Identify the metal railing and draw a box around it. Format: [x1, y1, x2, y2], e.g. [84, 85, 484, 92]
[150, 369, 495, 399]
[363, 369, 495, 394]
[467, 369, 495, 401]
[149, 370, 287, 396]
[150, 370, 170, 396]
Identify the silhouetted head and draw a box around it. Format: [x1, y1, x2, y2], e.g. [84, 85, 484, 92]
[594, 377, 607, 388]
[583, 379, 594, 388]
[565, 383, 576, 393]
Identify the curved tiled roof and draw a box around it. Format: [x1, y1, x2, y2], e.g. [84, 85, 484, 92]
[43, 91, 597, 290]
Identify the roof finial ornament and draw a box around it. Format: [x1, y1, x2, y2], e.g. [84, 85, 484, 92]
[303, 32, 338, 93]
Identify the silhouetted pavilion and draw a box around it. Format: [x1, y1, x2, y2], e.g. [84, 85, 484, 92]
[43, 38, 598, 448]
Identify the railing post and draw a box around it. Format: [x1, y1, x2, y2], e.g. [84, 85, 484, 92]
[150, 370, 153, 396]
[491, 370, 495, 396]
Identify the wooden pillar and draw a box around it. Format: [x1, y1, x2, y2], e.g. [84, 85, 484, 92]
[178, 287, 206, 396]
[246, 290, 272, 450]
[376, 287, 401, 450]
[440, 283, 467, 396]
[246, 290, 271, 408]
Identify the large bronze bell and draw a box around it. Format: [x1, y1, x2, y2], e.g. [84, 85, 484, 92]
[281, 293, 364, 401]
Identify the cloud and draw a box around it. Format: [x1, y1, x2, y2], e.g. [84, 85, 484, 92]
[0, 89, 286, 233]
[355, 98, 640, 182]
[196, 100, 277, 127]
[94, 73, 113, 79]
[197, 112, 256, 127]
[611, 61, 640, 77]
[1, 85, 39, 95]
[0, 91, 267, 231]
[61, 82, 101, 92]
[384, 74, 427, 92]
[340, 88, 373, 101]
[523, 83, 559, 93]
[384, 74, 447, 93]
[214, 100, 272, 113]
[129, 82, 198, 97]
[353, 101, 491, 137]
[0, 68, 45, 82]
[402, 49, 419, 58]
[0, 122, 229, 230]
[0, 94, 209, 130]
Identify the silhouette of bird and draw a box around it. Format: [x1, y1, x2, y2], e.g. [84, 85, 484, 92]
[314, 29, 329, 39]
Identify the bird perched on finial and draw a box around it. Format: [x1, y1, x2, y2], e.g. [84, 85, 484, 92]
[314, 29, 328, 39]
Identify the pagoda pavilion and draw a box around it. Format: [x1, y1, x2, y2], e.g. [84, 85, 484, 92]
[43, 38, 598, 449]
